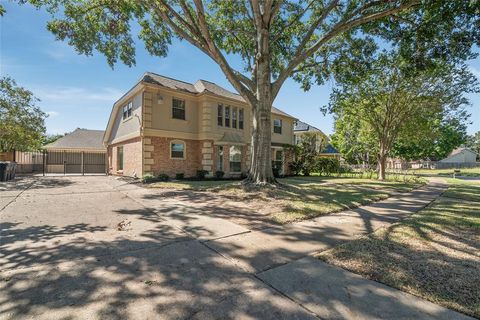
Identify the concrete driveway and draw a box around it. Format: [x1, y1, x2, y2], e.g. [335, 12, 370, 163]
[0, 176, 472, 320]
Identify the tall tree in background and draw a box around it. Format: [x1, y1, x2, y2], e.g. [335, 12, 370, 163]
[465, 131, 480, 161]
[0, 77, 47, 152]
[392, 117, 468, 161]
[11, 0, 480, 184]
[326, 54, 478, 180]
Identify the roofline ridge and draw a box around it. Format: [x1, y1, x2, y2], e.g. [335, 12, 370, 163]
[144, 71, 194, 86]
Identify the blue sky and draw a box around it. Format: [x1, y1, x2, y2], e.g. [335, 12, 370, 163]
[1, 3, 479, 135]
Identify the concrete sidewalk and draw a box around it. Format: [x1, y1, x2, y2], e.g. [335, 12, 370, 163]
[206, 180, 447, 273]
[258, 257, 473, 320]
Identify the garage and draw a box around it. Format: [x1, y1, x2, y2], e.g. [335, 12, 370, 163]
[42, 128, 107, 175]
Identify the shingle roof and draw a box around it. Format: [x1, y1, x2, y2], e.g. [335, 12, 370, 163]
[448, 147, 476, 157]
[294, 120, 322, 132]
[141, 72, 295, 119]
[44, 129, 106, 150]
[320, 144, 339, 154]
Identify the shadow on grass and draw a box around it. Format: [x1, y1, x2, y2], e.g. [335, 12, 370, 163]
[319, 196, 480, 318]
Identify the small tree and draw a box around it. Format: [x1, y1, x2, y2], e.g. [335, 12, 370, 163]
[0, 77, 47, 152]
[326, 55, 478, 180]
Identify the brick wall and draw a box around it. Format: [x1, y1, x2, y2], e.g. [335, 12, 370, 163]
[148, 136, 202, 178]
[108, 137, 142, 177]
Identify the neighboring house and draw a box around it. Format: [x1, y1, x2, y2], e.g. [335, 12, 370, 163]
[440, 147, 477, 164]
[103, 72, 297, 178]
[293, 120, 328, 152]
[319, 144, 341, 160]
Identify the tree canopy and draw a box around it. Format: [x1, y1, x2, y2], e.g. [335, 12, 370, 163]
[0, 77, 47, 152]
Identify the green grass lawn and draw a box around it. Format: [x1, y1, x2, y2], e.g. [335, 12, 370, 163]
[318, 179, 480, 318]
[411, 167, 480, 177]
[150, 176, 425, 224]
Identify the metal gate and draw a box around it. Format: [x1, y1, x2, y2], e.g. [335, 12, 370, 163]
[43, 150, 107, 175]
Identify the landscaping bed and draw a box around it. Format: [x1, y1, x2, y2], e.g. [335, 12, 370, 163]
[318, 179, 480, 318]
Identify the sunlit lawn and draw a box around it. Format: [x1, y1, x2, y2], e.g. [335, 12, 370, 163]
[318, 179, 480, 318]
[411, 167, 480, 177]
[150, 176, 425, 224]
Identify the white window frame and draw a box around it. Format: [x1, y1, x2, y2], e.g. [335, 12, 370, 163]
[170, 140, 186, 159]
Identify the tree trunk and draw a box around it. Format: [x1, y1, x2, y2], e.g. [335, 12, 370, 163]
[377, 142, 388, 180]
[377, 154, 387, 180]
[247, 100, 275, 184]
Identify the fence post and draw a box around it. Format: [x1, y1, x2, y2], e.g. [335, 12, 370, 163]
[63, 150, 66, 176]
[42, 150, 46, 176]
[81, 151, 84, 176]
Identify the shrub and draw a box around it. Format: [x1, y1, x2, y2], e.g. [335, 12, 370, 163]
[142, 173, 156, 183]
[196, 170, 209, 179]
[288, 161, 302, 176]
[175, 173, 185, 180]
[214, 170, 225, 179]
[157, 173, 169, 181]
[316, 157, 340, 176]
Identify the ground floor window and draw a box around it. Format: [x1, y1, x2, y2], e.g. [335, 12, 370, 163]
[171, 141, 185, 159]
[216, 146, 224, 171]
[229, 146, 241, 172]
[273, 149, 283, 173]
[117, 146, 123, 171]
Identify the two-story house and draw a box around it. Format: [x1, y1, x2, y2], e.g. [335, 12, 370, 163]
[103, 72, 296, 178]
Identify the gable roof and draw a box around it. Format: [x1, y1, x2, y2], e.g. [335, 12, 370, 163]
[447, 147, 477, 157]
[142, 72, 295, 118]
[294, 120, 323, 132]
[104, 72, 297, 143]
[45, 129, 106, 151]
[320, 144, 340, 154]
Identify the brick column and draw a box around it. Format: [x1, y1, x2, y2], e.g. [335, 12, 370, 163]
[143, 92, 154, 176]
[201, 141, 213, 175]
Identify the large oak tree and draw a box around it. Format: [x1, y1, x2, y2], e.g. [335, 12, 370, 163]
[12, 0, 480, 184]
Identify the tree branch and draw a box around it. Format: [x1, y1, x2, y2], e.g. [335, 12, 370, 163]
[272, 0, 420, 99]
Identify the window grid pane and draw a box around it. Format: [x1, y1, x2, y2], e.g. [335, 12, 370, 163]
[239, 109, 244, 129]
[225, 106, 230, 127]
[171, 143, 185, 158]
[172, 99, 186, 120]
[217, 104, 223, 126]
[232, 108, 237, 128]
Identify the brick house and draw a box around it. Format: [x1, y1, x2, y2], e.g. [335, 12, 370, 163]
[103, 73, 297, 178]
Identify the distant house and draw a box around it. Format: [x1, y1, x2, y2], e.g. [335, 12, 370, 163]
[293, 120, 328, 152]
[293, 120, 341, 159]
[319, 144, 341, 160]
[440, 147, 477, 164]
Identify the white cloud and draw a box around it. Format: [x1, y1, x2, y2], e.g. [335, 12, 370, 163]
[46, 111, 59, 117]
[34, 86, 123, 103]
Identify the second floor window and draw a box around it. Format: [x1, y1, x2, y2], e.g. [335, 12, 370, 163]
[232, 108, 237, 128]
[217, 104, 223, 126]
[225, 106, 230, 127]
[172, 98, 186, 120]
[239, 109, 244, 129]
[273, 119, 282, 134]
[122, 101, 132, 120]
